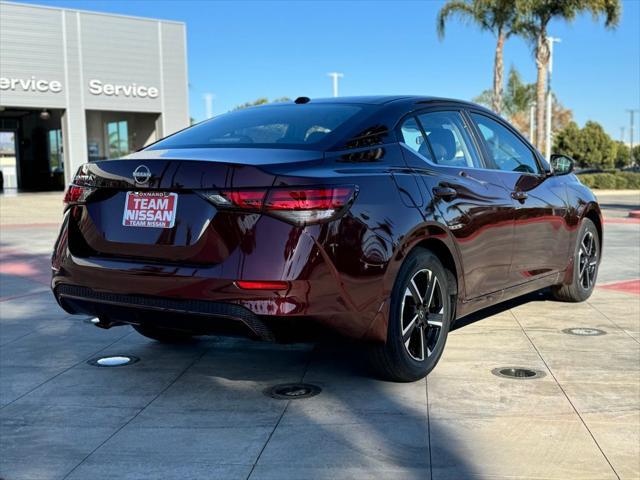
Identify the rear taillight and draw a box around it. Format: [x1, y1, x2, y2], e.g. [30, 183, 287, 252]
[63, 164, 96, 210]
[235, 280, 289, 290]
[201, 185, 357, 225]
[223, 190, 267, 209]
[63, 185, 95, 208]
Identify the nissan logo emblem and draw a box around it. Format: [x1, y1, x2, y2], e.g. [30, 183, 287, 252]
[133, 165, 152, 185]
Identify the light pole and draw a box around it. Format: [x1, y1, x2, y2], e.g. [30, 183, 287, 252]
[327, 72, 344, 97]
[529, 102, 536, 143]
[627, 109, 640, 165]
[545, 36, 561, 161]
[203, 93, 214, 119]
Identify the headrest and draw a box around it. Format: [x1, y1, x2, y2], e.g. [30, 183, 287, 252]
[428, 128, 456, 163]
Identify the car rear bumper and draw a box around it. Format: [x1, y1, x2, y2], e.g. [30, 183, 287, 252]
[51, 227, 388, 342]
[55, 284, 279, 340]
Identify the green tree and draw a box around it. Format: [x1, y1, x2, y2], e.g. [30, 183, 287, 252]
[632, 145, 640, 166]
[473, 65, 571, 140]
[233, 97, 290, 111]
[553, 121, 581, 160]
[613, 141, 631, 168]
[437, 0, 524, 114]
[554, 120, 616, 169]
[519, 0, 620, 149]
[473, 66, 534, 114]
[503, 66, 535, 117]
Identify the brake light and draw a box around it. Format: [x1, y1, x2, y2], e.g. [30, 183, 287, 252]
[63, 164, 96, 209]
[235, 280, 289, 290]
[223, 190, 267, 209]
[264, 187, 352, 210]
[202, 185, 357, 225]
[264, 186, 355, 224]
[63, 185, 95, 209]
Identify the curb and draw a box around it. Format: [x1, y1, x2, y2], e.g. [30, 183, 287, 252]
[594, 190, 640, 196]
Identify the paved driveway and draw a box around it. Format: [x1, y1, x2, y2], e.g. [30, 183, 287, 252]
[1, 191, 638, 479]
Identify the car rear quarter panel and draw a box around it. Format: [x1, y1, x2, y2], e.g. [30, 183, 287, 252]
[313, 146, 463, 342]
[559, 176, 602, 284]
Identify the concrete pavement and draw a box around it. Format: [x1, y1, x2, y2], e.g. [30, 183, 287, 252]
[0, 191, 638, 479]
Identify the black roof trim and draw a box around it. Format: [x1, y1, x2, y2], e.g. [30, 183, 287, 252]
[293, 95, 493, 111]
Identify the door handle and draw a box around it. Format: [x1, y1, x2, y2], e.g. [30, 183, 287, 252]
[432, 186, 458, 199]
[511, 191, 528, 202]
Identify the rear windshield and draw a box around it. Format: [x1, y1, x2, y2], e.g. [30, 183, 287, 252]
[148, 104, 363, 150]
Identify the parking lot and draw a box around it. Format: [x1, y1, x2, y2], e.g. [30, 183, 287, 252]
[1, 191, 639, 480]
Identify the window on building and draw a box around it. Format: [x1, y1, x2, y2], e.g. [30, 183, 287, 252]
[0, 130, 18, 189]
[48, 129, 64, 173]
[107, 120, 129, 158]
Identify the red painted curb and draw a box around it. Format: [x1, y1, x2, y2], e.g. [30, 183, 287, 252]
[599, 279, 640, 295]
[604, 217, 640, 224]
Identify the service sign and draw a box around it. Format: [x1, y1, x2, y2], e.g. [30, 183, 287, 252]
[122, 192, 178, 228]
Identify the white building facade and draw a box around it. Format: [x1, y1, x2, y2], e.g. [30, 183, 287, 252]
[0, 1, 189, 190]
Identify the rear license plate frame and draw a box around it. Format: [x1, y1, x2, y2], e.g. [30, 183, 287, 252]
[122, 191, 178, 229]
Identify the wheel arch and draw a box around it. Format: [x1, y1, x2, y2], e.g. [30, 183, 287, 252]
[363, 222, 464, 343]
[413, 236, 459, 296]
[391, 223, 463, 310]
[583, 203, 603, 252]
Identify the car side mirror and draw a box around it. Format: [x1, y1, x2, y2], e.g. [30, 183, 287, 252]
[550, 154, 574, 176]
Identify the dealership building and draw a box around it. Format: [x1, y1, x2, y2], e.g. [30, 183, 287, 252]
[0, 1, 189, 190]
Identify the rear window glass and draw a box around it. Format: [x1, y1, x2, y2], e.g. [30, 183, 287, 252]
[148, 104, 363, 150]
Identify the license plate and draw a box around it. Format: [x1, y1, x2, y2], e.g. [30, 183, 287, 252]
[122, 192, 178, 228]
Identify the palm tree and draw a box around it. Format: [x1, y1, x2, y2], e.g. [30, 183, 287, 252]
[519, 0, 621, 149]
[437, 0, 523, 115]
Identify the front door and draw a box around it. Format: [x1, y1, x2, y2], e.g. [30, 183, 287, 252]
[467, 111, 571, 284]
[399, 110, 516, 299]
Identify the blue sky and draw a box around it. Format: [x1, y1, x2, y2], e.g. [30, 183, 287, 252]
[17, 0, 640, 141]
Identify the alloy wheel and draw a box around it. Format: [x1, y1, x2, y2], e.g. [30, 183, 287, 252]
[400, 268, 444, 361]
[578, 231, 597, 290]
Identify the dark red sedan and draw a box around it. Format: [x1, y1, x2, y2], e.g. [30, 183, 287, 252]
[52, 96, 601, 381]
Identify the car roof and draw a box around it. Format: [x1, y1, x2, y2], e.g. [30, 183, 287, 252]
[308, 96, 414, 105]
[302, 95, 486, 109]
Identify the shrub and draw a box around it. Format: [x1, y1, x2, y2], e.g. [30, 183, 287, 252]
[577, 171, 640, 189]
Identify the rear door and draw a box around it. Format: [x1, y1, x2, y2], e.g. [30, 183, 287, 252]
[399, 109, 516, 299]
[467, 111, 571, 283]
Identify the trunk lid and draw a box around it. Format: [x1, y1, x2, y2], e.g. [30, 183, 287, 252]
[73, 148, 323, 264]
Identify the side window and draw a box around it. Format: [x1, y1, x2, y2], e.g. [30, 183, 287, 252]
[470, 113, 540, 174]
[399, 116, 434, 162]
[416, 111, 482, 168]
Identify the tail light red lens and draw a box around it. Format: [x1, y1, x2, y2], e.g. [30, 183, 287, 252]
[204, 185, 357, 225]
[264, 187, 353, 210]
[235, 280, 290, 290]
[63, 185, 95, 209]
[223, 190, 267, 209]
[63, 164, 97, 210]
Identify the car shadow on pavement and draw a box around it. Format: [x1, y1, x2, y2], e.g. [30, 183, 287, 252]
[189, 338, 480, 478]
[0, 241, 473, 477]
[451, 289, 550, 332]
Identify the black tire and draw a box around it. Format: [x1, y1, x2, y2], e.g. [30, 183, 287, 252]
[133, 324, 195, 343]
[368, 248, 453, 382]
[552, 218, 600, 302]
